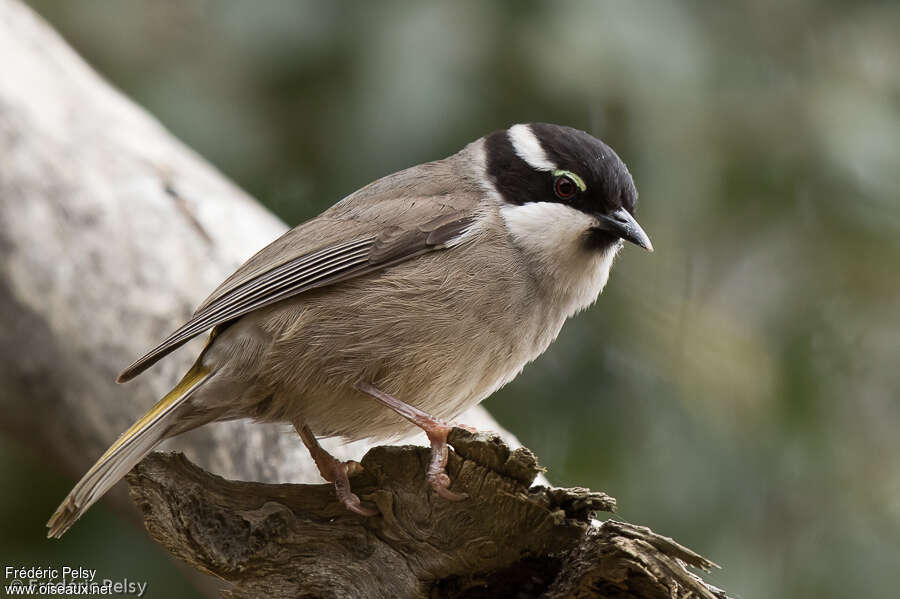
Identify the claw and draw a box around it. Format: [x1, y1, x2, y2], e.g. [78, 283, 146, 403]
[425, 422, 468, 501]
[355, 381, 473, 502]
[332, 462, 378, 517]
[429, 471, 468, 501]
[294, 421, 378, 517]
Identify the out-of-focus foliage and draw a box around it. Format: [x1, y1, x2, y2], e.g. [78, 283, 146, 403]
[6, 1, 899, 597]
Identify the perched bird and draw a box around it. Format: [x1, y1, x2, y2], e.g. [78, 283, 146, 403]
[47, 123, 652, 537]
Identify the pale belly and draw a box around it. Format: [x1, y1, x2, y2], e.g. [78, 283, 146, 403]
[205, 228, 613, 441]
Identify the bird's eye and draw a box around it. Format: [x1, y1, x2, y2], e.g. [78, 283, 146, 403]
[554, 175, 578, 200]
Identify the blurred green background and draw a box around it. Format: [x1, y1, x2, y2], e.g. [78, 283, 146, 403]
[4, 1, 900, 597]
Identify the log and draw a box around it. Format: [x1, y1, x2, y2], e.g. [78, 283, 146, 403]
[128, 429, 728, 599]
[0, 0, 732, 597]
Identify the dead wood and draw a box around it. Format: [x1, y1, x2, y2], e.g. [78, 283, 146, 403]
[128, 429, 729, 599]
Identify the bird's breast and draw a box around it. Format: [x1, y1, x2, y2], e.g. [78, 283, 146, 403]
[250, 210, 616, 439]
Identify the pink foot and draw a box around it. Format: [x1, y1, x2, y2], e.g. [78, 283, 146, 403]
[295, 422, 377, 517]
[355, 381, 469, 501]
[328, 459, 378, 517]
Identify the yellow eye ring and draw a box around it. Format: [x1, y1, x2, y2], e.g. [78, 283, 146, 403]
[552, 169, 586, 192]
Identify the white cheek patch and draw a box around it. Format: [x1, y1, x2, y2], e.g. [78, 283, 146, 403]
[500, 201, 594, 254]
[500, 201, 620, 315]
[508, 124, 556, 172]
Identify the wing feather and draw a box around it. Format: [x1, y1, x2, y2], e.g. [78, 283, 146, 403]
[117, 209, 475, 382]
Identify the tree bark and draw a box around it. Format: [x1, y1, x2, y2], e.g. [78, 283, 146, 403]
[0, 1, 731, 597]
[128, 429, 727, 599]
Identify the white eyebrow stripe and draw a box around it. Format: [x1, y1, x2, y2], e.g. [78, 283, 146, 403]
[508, 124, 557, 171]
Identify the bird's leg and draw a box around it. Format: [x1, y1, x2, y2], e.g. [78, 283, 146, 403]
[292, 420, 378, 517]
[354, 381, 469, 501]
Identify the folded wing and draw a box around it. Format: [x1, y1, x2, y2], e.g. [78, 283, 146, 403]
[117, 196, 476, 382]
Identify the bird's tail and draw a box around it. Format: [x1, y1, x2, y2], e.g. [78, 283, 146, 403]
[46, 363, 213, 538]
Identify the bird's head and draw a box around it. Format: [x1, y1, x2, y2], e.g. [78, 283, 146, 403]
[484, 123, 652, 253]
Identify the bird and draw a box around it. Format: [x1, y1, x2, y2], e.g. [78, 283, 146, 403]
[47, 122, 652, 538]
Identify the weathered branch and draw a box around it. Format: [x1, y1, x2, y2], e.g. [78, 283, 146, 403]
[128, 429, 728, 599]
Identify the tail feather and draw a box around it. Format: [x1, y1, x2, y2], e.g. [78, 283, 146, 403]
[46, 363, 212, 538]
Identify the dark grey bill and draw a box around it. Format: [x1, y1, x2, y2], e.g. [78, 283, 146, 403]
[594, 207, 653, 251]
